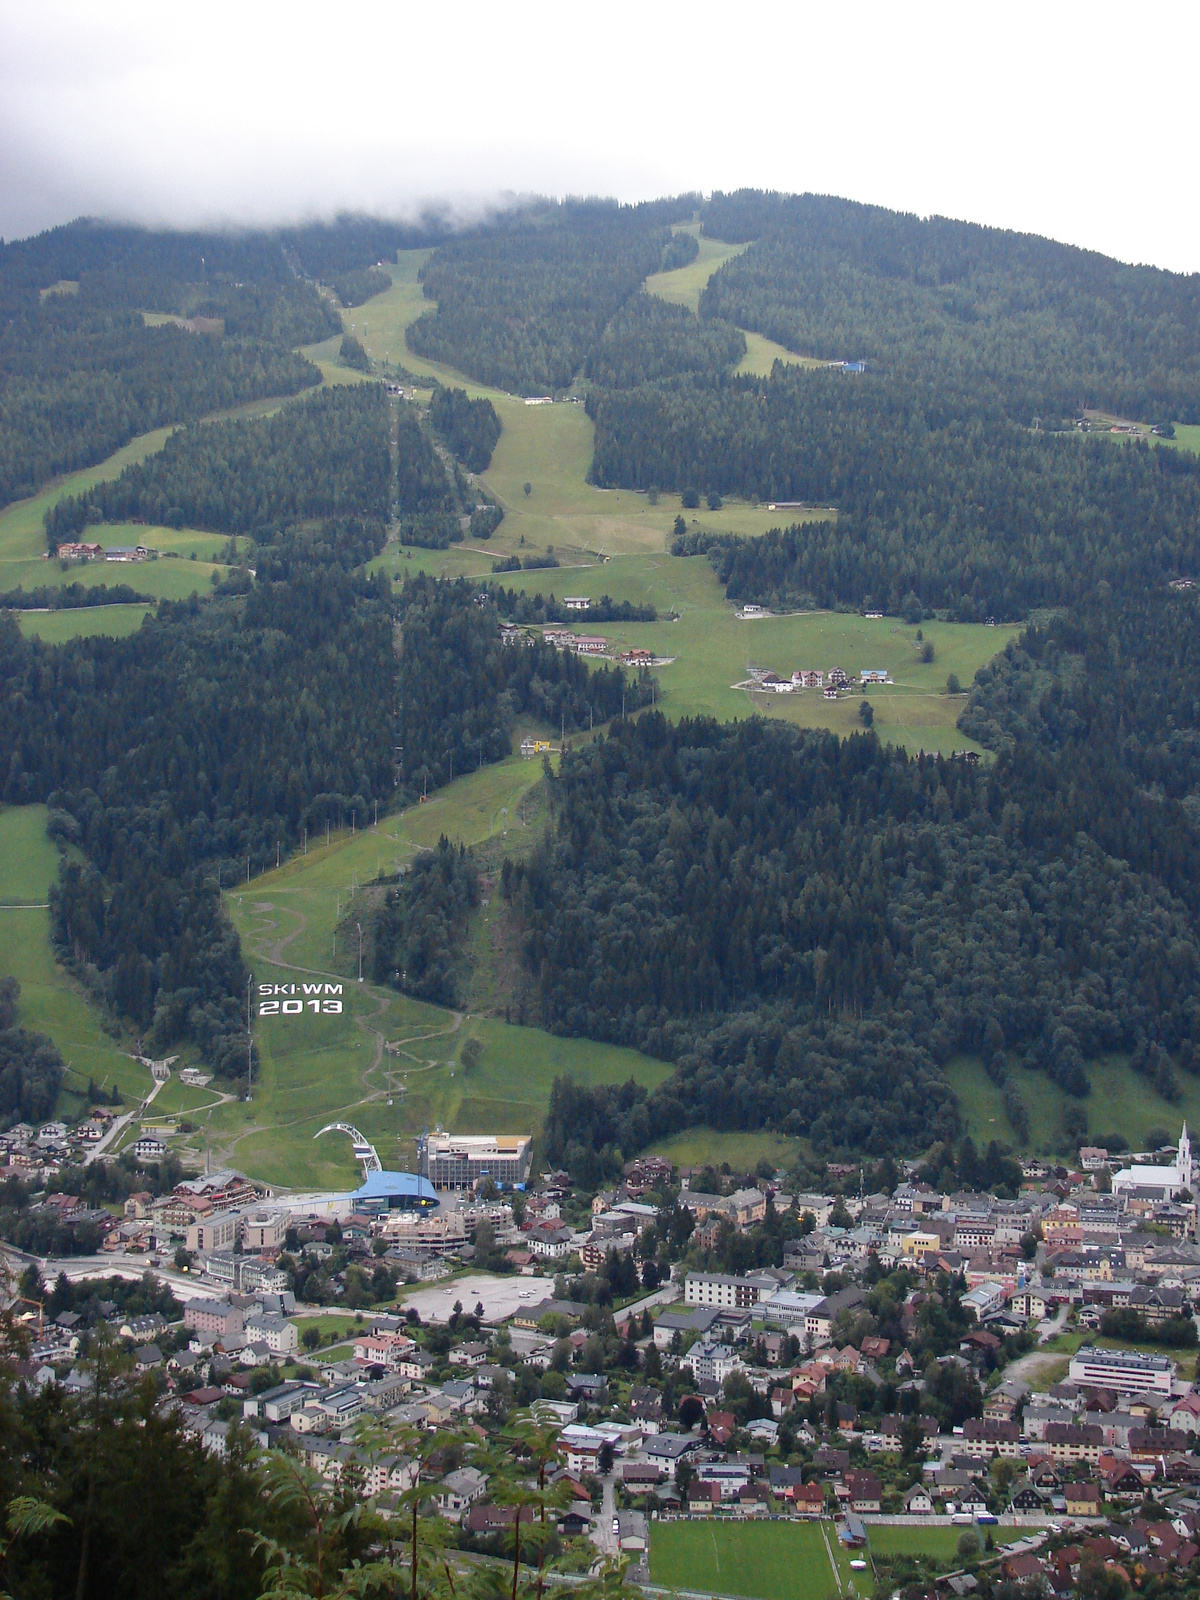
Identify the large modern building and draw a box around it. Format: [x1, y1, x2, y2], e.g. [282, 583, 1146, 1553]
[271, 1126, 441, 1219]
[684, 1271, 776, 1309]
[1067, 1346, 1175, 1397]
[418, 1131, 532, 1191]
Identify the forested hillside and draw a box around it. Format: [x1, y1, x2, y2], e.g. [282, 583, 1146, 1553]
[698, 190, 1200, 424]
[0, 567, 395, 1078]
[586, 293, 745, 387]
[577, 188, 1200, 619]
[394, 575, 655, 802]
[0, 301, 319, 510]
[45, 382, 390, 543]
[396, 400, 470, 548]
[407, 198, 695, 392]
[501, 710, 1200, 1154]
[594, 370, 1200, 618]
[428, 382, 502, 471]
[9, 195, 1200, 1153]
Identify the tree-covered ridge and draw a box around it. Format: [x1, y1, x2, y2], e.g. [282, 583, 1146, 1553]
[500, 713, 1200, 1153]
[0, 299, 320, 511]
[428, 381, 502, 472]
[698, 189, 1200, 425]
[44, 381, 389, 545]
[395, 574, 655, 802]
[395, 400, 468, 549]
[585, 293, 746, 388]
[0, 583, 152, 611]
[0, 214, 449, 311]
[592, 368, 1200, 618]
[962, 590, 1200, 796]
[487, 585, 657, 624]
[371, 836, 480, 1005]
[407, 198, 695, 393]
[0, 567, 395, 1077]
[330, 265, 392, 306]
[660, 230, 700, 271]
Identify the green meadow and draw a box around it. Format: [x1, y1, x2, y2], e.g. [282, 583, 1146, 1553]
[645, 1128, 801, 1173]
[0, 806, 151, 1113]
[736, 329, 826, 377]
[1164, 423, 1200, 455]
[951, 1051, 1200, 1155]
[476, 552, 1015, 757]
[16, 605, 153, 642]
[866, 1525, 964, 1561]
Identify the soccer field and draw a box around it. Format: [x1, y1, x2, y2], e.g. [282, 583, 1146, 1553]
[649, 1520, 855, 1600]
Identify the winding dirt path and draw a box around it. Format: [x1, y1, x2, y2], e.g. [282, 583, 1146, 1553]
[201, 894, 467, 1171]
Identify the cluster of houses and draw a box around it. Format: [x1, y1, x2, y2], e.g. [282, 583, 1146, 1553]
[498, 621, 613, 658]
[541, 627, 609, 657]
[1, 1113, 121, 1174]
[752, 666, 892, 698]
[47, 542, 155, 562]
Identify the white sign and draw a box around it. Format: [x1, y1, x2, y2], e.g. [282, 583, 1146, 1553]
[258, 981, 343, 1017]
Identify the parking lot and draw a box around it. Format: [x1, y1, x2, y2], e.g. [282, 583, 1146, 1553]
[399, 1272, 547, 1325]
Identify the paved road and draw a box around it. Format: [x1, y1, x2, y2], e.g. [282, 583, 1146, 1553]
[1, 1245, 212, 1302]
[612, 1282, 680, 1326]
[84, 1070, 166, 1163]
[1037, 1302, 1069, 1344]
[592, 1474, 617, 1557]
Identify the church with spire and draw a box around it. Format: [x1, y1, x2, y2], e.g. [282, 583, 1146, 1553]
[1111, 1124, 1194, 1200]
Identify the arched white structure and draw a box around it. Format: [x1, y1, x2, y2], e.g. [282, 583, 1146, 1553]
[315, 1122, 382, 1178]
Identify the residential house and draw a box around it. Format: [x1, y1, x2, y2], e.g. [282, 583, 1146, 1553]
[904, 1484, 935, 1514]
[1064, 1482, 1102, 1518]
[434, 1467, 488, 1519]
[844, 1471, 882, 1514]
[243, 1314, 297, 1356]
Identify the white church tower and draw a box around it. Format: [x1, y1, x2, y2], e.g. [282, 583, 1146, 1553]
[1179, 1123, 1193, 1190]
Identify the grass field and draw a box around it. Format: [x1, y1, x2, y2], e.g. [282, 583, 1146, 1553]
[736, 330, 826, 377]
[0, 805, 152, 1114]
[950, 1051, 1200, 1154]
[866, 1526, 964, 1561]
[462, 553, 1014, 756]
[16, 604, 153, 642]
[649, 1520, 856, 1600]
[645, 1128, 800, 1173]
[1164, 424, 1200, 455]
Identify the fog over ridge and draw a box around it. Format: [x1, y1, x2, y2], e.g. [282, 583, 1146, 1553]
[2, 0, 1198, 272]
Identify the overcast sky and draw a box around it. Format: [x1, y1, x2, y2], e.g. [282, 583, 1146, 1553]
[2, 0, 1197, 272]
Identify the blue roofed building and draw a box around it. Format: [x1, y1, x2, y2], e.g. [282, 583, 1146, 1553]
[351, 1169, 440, 1214]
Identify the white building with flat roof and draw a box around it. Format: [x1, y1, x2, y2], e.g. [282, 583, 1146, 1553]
[1067, 1346, 1174, 1397]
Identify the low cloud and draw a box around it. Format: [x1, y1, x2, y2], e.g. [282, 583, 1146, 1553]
[2, 1, 1197, 273]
